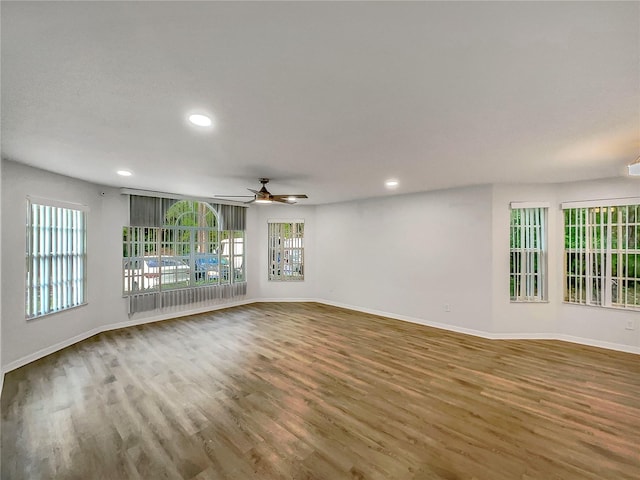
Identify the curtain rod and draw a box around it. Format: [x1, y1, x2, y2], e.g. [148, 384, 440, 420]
[120, 188, 248, 208]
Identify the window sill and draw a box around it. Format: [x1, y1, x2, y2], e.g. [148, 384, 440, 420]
[562, 302, 640, 312]
[510, 300, 550, 304]
[26, 302, 88, 321]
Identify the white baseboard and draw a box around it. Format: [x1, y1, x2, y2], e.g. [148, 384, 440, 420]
[2, 326, 103, 374]
[556, 334, 640, 355]
[256, 297, 320, 303]
[3, 298, 638, 379]
[314, 299, 640, 355]
[119, 298, 255, 330]
[316, 299, 494, 339]
[489, 332, 557, 340]
[1, 298, 255, 375]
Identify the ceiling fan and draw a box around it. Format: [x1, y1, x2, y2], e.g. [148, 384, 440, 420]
[214, 178, 308, 205]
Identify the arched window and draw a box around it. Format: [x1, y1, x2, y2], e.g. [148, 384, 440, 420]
[123, 198, 245, 301]
[164, 200, 218, 228]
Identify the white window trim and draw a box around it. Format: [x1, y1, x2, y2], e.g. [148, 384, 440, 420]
[26, 197, 88, 319]
[268, 218, 305, 224]
[123, 201, 246, 295]
[509, 206, 548, 302]
[510, 201, 550, 209]
[561, 197, 640, 210]
[268, 220, 305, 282]
[563, 203, 640, 310]
[26, 195, 89, 212]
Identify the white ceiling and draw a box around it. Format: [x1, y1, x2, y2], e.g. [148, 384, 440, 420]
[2, 1, 639, 204]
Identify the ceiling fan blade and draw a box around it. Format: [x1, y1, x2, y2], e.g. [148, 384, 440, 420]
[272, 194, 308, 200]
[242, 179, 306, 205]
[212, 195, 254, 198]
[273, 197, 297, 204]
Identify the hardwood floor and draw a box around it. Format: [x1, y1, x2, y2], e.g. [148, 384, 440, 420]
[2, 302, 639, 479]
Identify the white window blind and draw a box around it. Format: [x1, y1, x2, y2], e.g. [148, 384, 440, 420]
[26, 199, 87, 318]
[510, 206, 547, 302]
[268, 220, 304, 281]
[563, 203, 639, 309]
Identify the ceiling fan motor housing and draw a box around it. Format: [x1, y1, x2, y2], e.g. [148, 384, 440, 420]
[257, 179, 272, 199]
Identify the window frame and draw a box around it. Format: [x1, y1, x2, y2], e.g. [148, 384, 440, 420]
[563, 199, 640, 310]
[268, 220, 305, 282]
[25, 196, 88, 319]
[509, 203, 549, 303]
[122, 200, 245, 296]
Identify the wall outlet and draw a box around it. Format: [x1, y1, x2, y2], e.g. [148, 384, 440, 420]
[444, 304, 451, 312]
[625, 319, 638, 331]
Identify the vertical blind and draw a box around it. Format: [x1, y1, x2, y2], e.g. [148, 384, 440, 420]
[129, 195, 177, 227]
[563, 200, 640, 309]
[268, 220, 305, 281]
[509, 204, 548, 302]
[26, 198, 87, 318]
[126, 194, 247, 314]
[129, 195, 246, 230]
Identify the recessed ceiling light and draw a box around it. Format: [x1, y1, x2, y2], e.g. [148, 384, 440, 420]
[117, 170, 132, 177]
[188, 114, 213, 127]
[385, 179, 399, 188]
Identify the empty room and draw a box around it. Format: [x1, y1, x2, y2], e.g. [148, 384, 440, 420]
[1, 1, 639, 479]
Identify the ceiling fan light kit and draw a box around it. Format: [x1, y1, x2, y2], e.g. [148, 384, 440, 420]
[214, 178, 308, 205]
[628, 157, 640, 176]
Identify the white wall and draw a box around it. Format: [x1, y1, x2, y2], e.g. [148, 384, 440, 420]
[1, 161, 254, 369]
[315, 186, 495, 333]
[249, 204, 319, 301]
[2, 161, 638, 372]
[1, 161, 113, 366]
[0, 156, 2, 480]
[491, 184, 559, 335]
[97, 187, 131, 325]
[490, 178, 640, 350]
[0, 158, 3, 392]
[554, 177, 640, 348]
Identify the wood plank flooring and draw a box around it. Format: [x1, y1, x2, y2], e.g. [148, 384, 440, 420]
[2, 302, 640, 479]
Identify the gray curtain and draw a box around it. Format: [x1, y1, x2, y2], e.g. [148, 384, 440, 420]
[129, 195, 177, 227]
[126, 194, 247, 315]
[129, 195, 246, 229]
[218, 203, 246, 230]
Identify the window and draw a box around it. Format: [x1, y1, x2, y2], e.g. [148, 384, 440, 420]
[26, 198, 87, 318]
[564, 201, 640, 309]
[268, 221, 304, 281]
[123, 200, 245, 294]
[510, 204, 548, 302]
